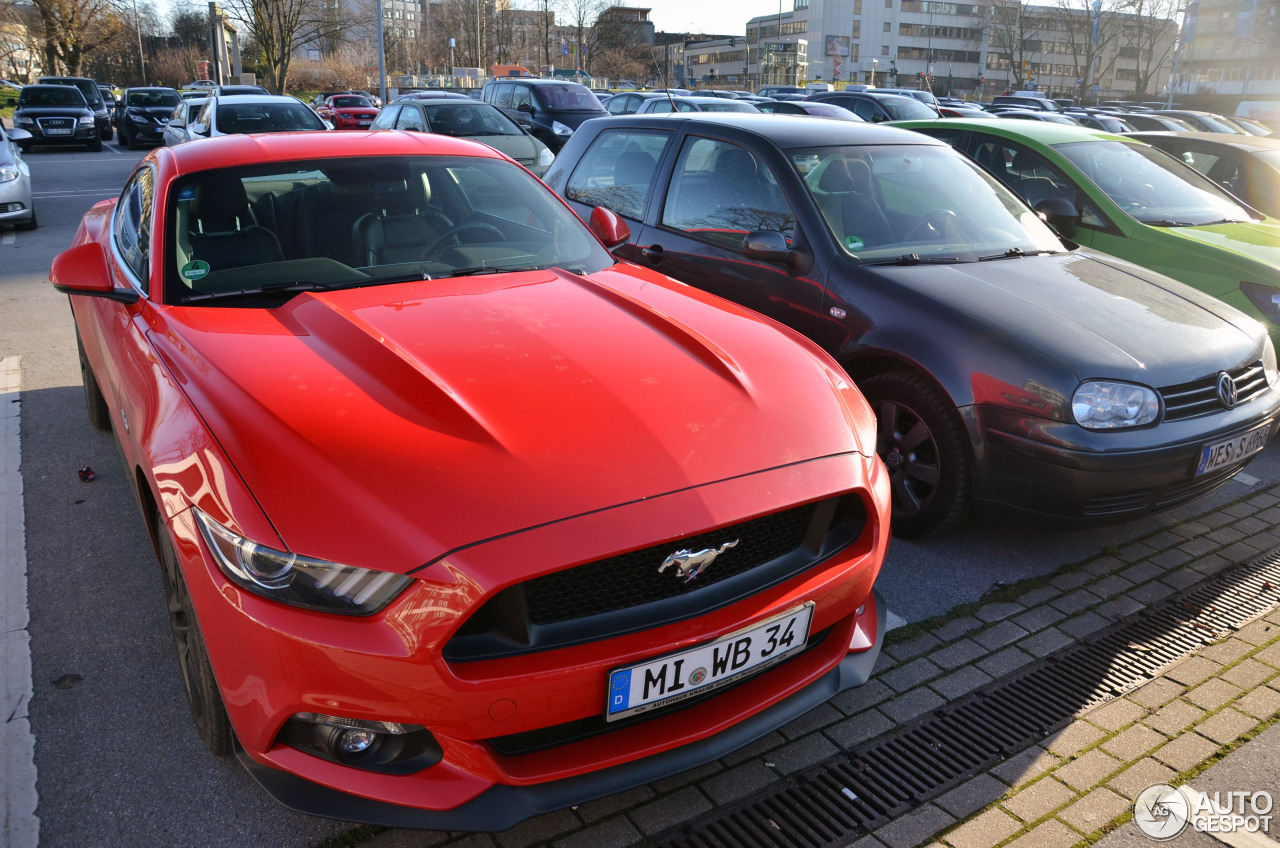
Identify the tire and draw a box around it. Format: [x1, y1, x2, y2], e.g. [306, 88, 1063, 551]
[156, 512, 234, 757]
[100, 124, 112, 141]
[75, 328, 112, 431]
[17, 141, 30, 154]
[88, 138, 103, 152]
[120, 125, 133, 149]
[860, 371, 971, 537]
[16, 206, 36, 231]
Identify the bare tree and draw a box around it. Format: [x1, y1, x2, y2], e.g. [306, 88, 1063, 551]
[985, 0, 1046, 90]
[1113, 0, 1178, 98]
[0, 2, 45, 80]
[217, 0, 351, 93]
[558, 0, 608, 73]
[26, 0, 125, 76]
[1054, 0, 1123, 101]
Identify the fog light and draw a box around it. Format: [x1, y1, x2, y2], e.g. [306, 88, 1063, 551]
[338, 728, 378, 753]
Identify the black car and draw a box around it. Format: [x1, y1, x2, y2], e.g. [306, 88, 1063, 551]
[481, 77, 607, 152]
[38, 76, 112, 140]
[6, 84, 102, 151]
[804, 91, 939, 123]
[115, 87, 182, 148]
[1129, 131, 1280, 219]
[543, 113, 1280, 533]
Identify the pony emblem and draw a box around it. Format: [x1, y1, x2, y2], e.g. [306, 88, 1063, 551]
[658, 540, 739, 583]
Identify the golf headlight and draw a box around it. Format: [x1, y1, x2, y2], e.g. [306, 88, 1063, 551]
[1240, 281, 1280, 325]
[552, 120, 574, 137]
[192, 507, 411, 615]
[1265, 336, 1279, 386]
[14, 115, 32, 125]
[77, 116, 95, 125]
[0, 164, 18, 183]
[538, 146, 555, 167]
[1073, 381, 1160, 429]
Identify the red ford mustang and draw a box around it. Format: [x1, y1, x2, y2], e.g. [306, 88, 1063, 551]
[316, 93, 380, 129]
[52, 130, 890, 829]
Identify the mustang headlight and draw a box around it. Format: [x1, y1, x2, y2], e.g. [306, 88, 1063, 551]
[0, 163, 18, 183]
[538, 146, 556, 168]
[192, 507, 411, 615]
[1073, 381, 1160, 429]
[552, 120, 574, 137]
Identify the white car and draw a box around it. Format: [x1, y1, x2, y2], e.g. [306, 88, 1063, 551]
[0, 123, 35, 229]
[186, 94, 328, 140]
[186, 80, 217, 90]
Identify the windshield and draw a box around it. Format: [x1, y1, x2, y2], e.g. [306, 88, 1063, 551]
[331, 96, 373, 108]
[214, 102, 325, 133]
[532, 84, 602, 111]
[19, 86, 86, 107]
[128, 89, 180, 108]
[165, 156, 614, 306]
[794, 144, 1064, 262]
[880, 97, 939, 120]
[423, 103, 522, 136]
[1054, 140, 1258, 226]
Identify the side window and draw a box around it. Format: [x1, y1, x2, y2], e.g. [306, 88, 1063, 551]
[370, 104, 400, 129]
[646, 100, 674, 114]
[661, 138, 795, 251]
[924, 129, 963, 148]
[196, 100, 213, 128]
[396, 106, 426, 131]
[565, 128, 672, 220]
[511, 86, 533, 111]
[113, 167, 155, 291]
[971, 138, 1110, 229]
[169, 103, 185, 126]
[850, 98, 878, 122]
[606, 95, 630, 115]
[491, 83, 514, 108]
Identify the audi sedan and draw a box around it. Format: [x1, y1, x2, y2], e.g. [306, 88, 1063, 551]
[544, 113, 1280, 534]
[53, 130, 889, 829]
[315, 93, 380, 129]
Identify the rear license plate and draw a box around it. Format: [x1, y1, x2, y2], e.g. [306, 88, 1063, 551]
[606, 603, 814, 721]
[45, 128, 71, 135]
[1196, 423, 1272, 475]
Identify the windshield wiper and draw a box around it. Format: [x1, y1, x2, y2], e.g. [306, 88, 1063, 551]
[862, 253, 962, 266]
[1138, 219, 1195, 227]
[180, 281, 334, 303]
[443, 264, 548, 278]
[1194, 218, 1251, 226]
[978, 248, 1059, 261]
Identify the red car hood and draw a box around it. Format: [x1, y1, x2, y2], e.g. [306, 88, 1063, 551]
[151, 265, 871, 573]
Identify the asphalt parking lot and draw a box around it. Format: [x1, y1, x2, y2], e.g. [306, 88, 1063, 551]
[3, 139, 1279, 848]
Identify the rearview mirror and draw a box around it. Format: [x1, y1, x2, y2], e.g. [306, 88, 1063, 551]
[589, 206, 631, 249]
[1035, 197, 1080, 240]
[743, 230, 812, 273]
[49, 242, 139, 304]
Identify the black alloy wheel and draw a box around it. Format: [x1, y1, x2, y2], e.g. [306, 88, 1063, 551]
[155, 511, 234, 757]
[76, 327, 111, 431]
[861, 371, 971, 536]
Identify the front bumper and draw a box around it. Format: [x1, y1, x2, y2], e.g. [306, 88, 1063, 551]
[0, 176, 32, 223]
[21, 124, 99, 146]
[236, 593, 885, 830]
[970, 394, 1280, 526]
[171, 452, 889, 828]
[126, 121, 167, 143]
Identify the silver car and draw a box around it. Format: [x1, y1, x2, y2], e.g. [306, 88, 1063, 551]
[0, 123, 35, 229]
[183, 94, 327, 141]
[163, 97, 207, 146]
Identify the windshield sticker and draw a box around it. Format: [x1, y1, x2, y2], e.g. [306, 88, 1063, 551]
[180, 259, 210, 280]
[845, 235, 865, 251]
[178, 186, 196, 201]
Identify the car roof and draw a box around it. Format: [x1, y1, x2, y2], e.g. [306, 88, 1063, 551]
[210, 94, 306, 106]
[893, 117, 1124, 146]
[152, 128, 507, 173]
[1127, 131, 1280, 153]
[593, 112, 946, 148]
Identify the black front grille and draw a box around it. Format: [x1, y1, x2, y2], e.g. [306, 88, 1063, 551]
[1084, 464, 1243, 516]
[37, 118, 72, 129]
[1161, 361, 1268, 421]
[444, 495, 867, 661]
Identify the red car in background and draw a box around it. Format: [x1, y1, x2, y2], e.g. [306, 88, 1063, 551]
[316, 93, 379, 129]
[52, 131, 890, 829]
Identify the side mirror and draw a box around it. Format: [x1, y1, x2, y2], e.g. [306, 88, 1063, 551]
[49, 242, 139, 304]
[191, 122, 209, 136]
[5, 97, 13, 108]
[589, 206, 631, 249]
[517, 102, 534, 114]
[743, 230, 811, 273]
[871, 113, 887, 123]
[7, 127, 31, 141]
[1035, 197, 1080, 240]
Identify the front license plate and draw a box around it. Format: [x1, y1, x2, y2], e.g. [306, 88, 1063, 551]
[1196, 423, 1272, 475]
[358, 120, 372, 125]
[606, 603, 814, 721]
[45, 128, 71, 135]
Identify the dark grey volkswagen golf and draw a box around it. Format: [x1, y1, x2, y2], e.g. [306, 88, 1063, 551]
[544, 114, 1280, 535]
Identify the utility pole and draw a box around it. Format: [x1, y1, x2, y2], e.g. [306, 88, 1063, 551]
[376, 0, 387, 107]
[132, 0, 146, 82]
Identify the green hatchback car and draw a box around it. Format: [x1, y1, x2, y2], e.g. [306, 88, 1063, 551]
[895, 119, 1280, 344]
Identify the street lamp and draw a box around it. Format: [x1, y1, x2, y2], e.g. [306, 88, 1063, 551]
[872, 58, 878, 86]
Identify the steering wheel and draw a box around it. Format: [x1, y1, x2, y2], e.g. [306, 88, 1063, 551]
[901, 209, 958, 242]
[424, 222, 506, 256]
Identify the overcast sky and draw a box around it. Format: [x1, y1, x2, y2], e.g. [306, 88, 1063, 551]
[644, 0, 785, 35]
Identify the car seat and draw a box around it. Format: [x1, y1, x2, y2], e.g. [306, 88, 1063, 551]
[815, 158, 893, 249]
[187, 179, 284, 273]
[351, 178, 454, 266]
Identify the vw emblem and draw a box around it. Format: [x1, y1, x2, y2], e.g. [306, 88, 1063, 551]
[658, 539, 739, 583]
[1216, 371, 1238, 410]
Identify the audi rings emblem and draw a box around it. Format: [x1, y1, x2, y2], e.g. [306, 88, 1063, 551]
[1217, 371, 1238, 410]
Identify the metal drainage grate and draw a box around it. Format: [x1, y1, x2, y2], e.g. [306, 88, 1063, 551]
[653, 549, 1280, 848]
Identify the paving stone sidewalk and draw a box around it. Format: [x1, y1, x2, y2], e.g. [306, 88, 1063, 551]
[342, 487, 1280, 848]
